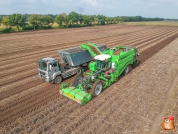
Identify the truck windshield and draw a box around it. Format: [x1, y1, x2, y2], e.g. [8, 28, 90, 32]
[38, 61, 47, 71]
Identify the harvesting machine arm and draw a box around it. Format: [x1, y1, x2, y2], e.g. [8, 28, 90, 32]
[80, 42, 102, 57]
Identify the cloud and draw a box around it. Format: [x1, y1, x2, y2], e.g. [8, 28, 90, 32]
[148, 2, 158, 7]
[0, 0, 178, 18]
[80, 0, 97, 7]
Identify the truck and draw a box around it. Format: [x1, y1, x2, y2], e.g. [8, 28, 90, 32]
[38, 42, 107, 84]
[60, 43, 139, 105]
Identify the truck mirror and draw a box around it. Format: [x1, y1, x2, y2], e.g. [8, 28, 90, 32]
[49, 64, 52, 71]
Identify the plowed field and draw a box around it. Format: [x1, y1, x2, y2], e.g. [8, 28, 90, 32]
[0, 25, 178, 133]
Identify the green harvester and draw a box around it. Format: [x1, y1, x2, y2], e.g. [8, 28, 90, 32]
[60, 42, 139, 105]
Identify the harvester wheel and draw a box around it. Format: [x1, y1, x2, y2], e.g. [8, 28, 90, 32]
[90, 81, 103, 96]
[124, 66, 130, 75]
[131, 60, 139, 69]
[72, 74, 83, 87]
[55, 76, 62, 84]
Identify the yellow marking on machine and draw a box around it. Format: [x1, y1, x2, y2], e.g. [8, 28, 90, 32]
[65, 93, 74, 99]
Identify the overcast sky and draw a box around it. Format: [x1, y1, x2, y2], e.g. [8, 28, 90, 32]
[1, 0, 178, 19]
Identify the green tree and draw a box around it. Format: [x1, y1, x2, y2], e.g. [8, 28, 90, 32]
[78, 14, 83, 24]
[89, 15, 96, 24]
[120, 16, 129, 22]
[63, 13, 69, 26]
[97, 15, 106, 25]
[0, 17, 2, 25]
[116, 16, 121, 23]
[68, 11, 79, 24]
[55, 14, 64, 27]
[47, 14, 57, 19]
[23, 14, 30, 22]
[9, 14, 25, 31]
[55, 13, 69, 27]
[1, 17, 10, 28]
[27, 14, 42, 30]
[112, 18, 116, 23]
[42, 15, 53, 26]
[93, 15, 98, 24]
[105, 17, 110, 24]
[83, 15, 90, 24]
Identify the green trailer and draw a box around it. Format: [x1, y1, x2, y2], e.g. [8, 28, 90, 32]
[60, 42, 139, 105]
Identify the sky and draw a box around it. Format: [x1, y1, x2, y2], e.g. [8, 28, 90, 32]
[1, 0, 178, 19]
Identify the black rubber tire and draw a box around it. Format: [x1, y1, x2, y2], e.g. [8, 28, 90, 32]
[54, 76, 62, 84]
[123, 66, 130, 75]
[72, 74, 83, 87]
[77, 67, 82, 74]
[50, 80, 55, 84]
[90, 80, 103, 96]
[131, 60, 139, 69]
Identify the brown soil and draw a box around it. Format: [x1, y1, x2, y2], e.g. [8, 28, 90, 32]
[150, 73, 178, 134]
[0, 25, 178, 133]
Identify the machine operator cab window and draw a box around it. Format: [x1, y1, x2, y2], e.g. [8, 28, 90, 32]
[48, 61, 59, 72]
[38, 61, 47, 71]
[123, 48, 131, 53]
[94, 54, 111, 70]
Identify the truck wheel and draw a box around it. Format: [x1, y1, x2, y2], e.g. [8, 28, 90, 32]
[50, 80, 55, 84]
[124, 66, 130, 75]
[77, 68, 82, 74]
[72, 74, 83, 86]
[54, 76, 62, 84]
[90, 81, 103, 96]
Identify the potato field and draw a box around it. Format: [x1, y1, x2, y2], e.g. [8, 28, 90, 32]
[0, 25, 178, 134]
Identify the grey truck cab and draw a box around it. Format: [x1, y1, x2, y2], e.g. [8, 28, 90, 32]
[38, 44, 106, 84]
[38, 57, 62, 83]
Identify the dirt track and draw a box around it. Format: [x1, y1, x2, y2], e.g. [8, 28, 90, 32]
[0, 25, 178, 133]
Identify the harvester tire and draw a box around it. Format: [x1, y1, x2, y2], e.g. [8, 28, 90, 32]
[131, 60, 139, 69]
[90, 80, 103, 96]
[72, 74, 83, 87]
[54, 76, 62, 84]
[124, 66, 130, 75]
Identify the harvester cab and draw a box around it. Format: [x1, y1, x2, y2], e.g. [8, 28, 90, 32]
[90, 54, 111, 72]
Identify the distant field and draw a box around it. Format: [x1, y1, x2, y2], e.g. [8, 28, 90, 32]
[120, 21, 178, 26]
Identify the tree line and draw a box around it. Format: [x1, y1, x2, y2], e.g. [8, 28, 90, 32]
[0, 11, 164, 33]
